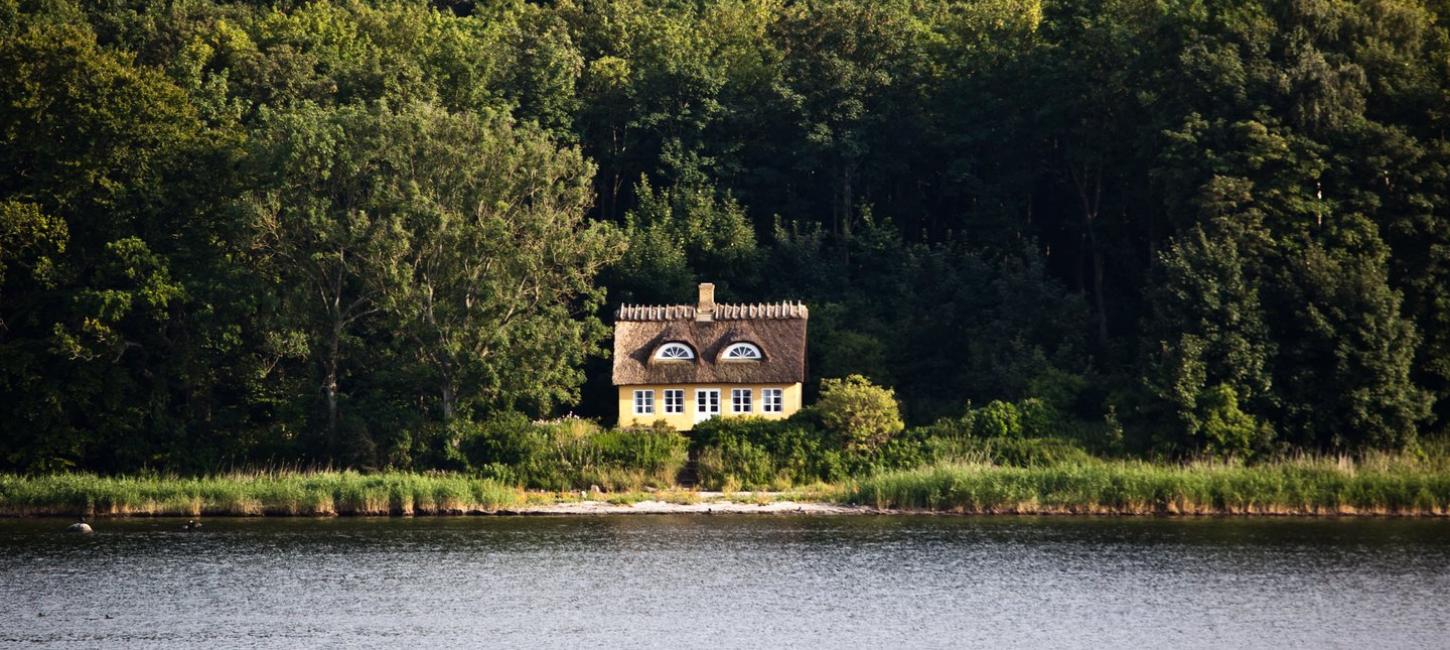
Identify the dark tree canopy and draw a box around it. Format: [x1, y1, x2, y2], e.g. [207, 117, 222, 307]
[3, 0, 1449, 471]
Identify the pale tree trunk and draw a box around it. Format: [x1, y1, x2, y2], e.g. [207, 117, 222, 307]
[440, 382, 456, 423]
[324, 320, 341, 455]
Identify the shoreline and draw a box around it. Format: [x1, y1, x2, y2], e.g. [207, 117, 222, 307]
[499, 497, 872, 515]
[6, 495, 1450, 518]
[8, 464, 1450, 519]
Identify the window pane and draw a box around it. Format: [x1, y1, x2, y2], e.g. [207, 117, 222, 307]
[762, 388, 783, 413]
[655, 343, 695, 360]
[664, 389, 684, 414]
[724, 343, 762, 359]
[697, 390, 719, 414]
[732, 388, 752, 413]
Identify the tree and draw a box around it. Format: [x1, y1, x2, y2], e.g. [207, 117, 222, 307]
[604, 177, 759, 304]
[0, 17, 217, 471]
[238, 102, 414, 453]
[1141, 217, 1276, 454]
[1271, 243, 1431, 450]
[815, 374, 904, 450]
[380, 105, 623, 421]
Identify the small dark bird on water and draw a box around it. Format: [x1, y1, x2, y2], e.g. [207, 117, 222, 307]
[183, 519, 202, 531]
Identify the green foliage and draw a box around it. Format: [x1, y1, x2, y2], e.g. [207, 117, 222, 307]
[691, 416, 846, 489]
[955, 398, 1068, 440]
[688, 410, 1099, 490]
[1142, 217, 1276, 453]
[970, 437, 1096, 468]
[814, 375, 905, 450]
[3, 0, 1449, 473]
[970, 401, 1023, 438]
[605, 177, 758, 305]
[238, 100, 623, 452]
[457, 415, 687, 491]
[1194, 384, 1273, 459]
[0, 199, 67, 291]
[697, 437, 776, 491]
[1272, 243, 1432, 450]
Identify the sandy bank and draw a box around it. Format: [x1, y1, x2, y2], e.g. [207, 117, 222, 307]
[501, 496, 871, 515]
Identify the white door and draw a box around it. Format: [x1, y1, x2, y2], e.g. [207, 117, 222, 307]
[695, 389, 721, 424]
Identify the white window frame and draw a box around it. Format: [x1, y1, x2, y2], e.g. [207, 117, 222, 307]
[663, 389, 685, 414]
[653, 342, 695, 361]
[762, 388, 784, 413]
[731, 388, 753, 413]
[633, 389, 655, 415]
[721, 342, 763, 361]
[695, 389, 721, 421]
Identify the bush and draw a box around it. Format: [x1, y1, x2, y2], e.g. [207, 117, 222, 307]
[970, 400, 1022, 438]
[844, 433, 932, 476]
[971, 437, 1095, 467]
[696, 437, 775, 490]
[460, 412, 547, 470]
[459, 414, 686, 491]
[592, 426, 689, 473]
[959, 398, 1074, 440]
[690, 414, 956, 488]
[691, 416, 846, 489]
[815, 375, 905, 449]
[1194, 384, 1272, 459]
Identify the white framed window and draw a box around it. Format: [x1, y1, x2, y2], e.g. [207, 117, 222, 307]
[762, 388, 784, 413]
[633, 389, 654, 415]
[663, 389, 685, 414]
[653, 342, 695, 361]
[731, 388, 753, 413]
[721, 342, 763, 360]
[696, 389, 721, 419]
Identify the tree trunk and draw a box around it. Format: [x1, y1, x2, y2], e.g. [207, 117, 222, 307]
[441, 382, 456, 423]
[324, 322, 341, 456]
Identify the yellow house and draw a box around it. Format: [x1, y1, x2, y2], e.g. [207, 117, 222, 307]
[613, 283, 808, 430]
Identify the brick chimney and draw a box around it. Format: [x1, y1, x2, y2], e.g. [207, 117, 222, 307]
[695, 282, 715, 322]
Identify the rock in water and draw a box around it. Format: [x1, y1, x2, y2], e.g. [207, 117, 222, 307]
[65, 522, 93, 534]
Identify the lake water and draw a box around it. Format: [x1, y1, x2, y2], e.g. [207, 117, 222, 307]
[2, 515, 1448, 648]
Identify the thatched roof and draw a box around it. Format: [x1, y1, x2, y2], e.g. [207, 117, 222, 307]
[612, 283, 808, 386]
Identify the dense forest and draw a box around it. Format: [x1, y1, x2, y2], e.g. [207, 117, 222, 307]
[2, 0, 1448, 472]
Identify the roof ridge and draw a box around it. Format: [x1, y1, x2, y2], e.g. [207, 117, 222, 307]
[616, 300, 808, 321]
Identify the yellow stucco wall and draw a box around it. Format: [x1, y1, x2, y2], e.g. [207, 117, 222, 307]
[616, 383, 803, 431]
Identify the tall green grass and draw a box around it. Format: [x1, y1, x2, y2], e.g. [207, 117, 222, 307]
[848, 457, 1450, 515]
[9, 456, 1450, 517]
[0, 471, 520, 516]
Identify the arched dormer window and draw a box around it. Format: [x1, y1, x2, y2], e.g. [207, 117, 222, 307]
[653, 342, 696, 362]
[721, 342, 763, 361]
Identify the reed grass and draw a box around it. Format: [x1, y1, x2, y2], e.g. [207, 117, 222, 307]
[10, 454, 1450, 517]
[847, 457, 1450, 515]
[0, 471, 520, 517]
